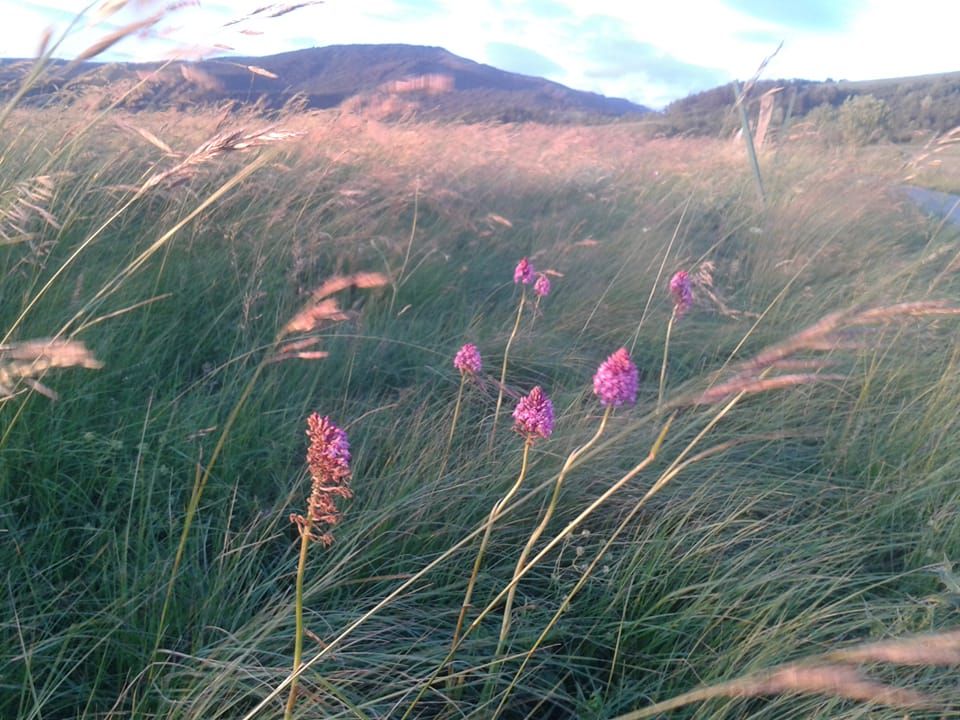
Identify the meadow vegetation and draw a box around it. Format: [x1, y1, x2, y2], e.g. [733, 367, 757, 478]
[3, 88, 960, 720]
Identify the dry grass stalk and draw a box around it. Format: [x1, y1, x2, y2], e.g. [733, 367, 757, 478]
[689, 300, 960, 406]
[115, 118, 177, 155]
[246, 65, 279, 80]
[272, 272, 388, 362]
[281, 299, 348, 337]
[734, 664, 929, 707]
[0, 339, 102, 400]
[223, 1, 323, 26]
[827, 630, 960, 666]
[693, 373, 847, 405]
[258, 2, 325, 19]
[692, 261, 758, 319]
[69, 9, 168, 66]
[621, 628, 960, 718]
[268, 338, 330, 363]
[904, 125, 960, 181]
[178, 64, 223, 93]
[847, 300, 960, 325]
[142, 125, 305, 189]
[1, 175, 61, 246]
[302, 272, 389, 305]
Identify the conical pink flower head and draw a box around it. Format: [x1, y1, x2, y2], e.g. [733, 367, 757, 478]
[306, 413, 351, 484]
[534, 273, 551, 297]
[593, 347, 639, 407]
[512, 386, 554, 441]
[669, 270, 693, 317]
[453, 343, 482, 375]
[514, 257, 535, 285]
[293, 413, 352, 546]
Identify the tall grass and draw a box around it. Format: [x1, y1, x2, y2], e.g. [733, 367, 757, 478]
[2, 84, 960, 720]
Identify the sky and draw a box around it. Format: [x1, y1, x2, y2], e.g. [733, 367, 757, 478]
[5, 0, 960, 108]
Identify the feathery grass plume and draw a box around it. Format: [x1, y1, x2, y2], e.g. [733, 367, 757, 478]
[496, 351, 639, 673]
[686, 300, 960, 406]
[826, 629, 960, 666]
[693, 260, 756, 319]
[0, 174, 62, 247]
[491, 258, 535, 446]
[285, 414, 352, 720]
[0, 338, 102, 401]
[271, 272, 388, 362]
[613, 628, 960, 718]
[68, 11, 167, 67]
[659, 270, 693, 409]
[614, 665, 930, 719]
[142, 125, 306, 190]
[439, 343, 484, 481]
[451, 385, 552, 681]
[245, 65, 279, 80]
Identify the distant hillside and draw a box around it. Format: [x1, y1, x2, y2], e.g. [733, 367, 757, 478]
[661, 71, 960, 141]
[0, 44, 649, 123]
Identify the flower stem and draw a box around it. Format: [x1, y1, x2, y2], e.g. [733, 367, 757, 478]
[530, 295, 542, 330]
[437, 374, 467, 482]
[658, 308, 676, 410]
[449, 441, 531, 675]
[285, 522, 312, 720]
[491, 289, 526, 448]
[494, 407, 611, 659]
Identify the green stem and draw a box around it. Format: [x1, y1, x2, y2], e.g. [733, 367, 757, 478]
[437, 374, 467, 482]
[404, 418, 674, 720]
[494, 408, 611, 659]
[285, 523, 313, 719]
[658, 309, 676, 410]
[491, 289, 526, 448]
[449, 442, 531, 671]
[733, 80, 766, 204]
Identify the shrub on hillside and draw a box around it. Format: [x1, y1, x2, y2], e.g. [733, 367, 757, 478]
[838, 94, 891, 145]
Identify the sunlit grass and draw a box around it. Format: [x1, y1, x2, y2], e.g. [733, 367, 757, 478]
[2, 93, 960, 720]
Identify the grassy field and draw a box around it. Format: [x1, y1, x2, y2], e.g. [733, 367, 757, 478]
[3, 97, 960, 720]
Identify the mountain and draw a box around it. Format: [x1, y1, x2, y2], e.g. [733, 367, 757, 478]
[0, 44, 649, 123]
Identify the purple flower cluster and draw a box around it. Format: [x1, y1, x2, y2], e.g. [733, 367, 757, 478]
[669, 270, 693, 317]
[512, 386, 554, 441]
[293, 413, 353, 546]
[593, 348, 639, 407]
[533, 273, 551, 298]
[453, 343, 483, 375]
[306, 413, 351, 483]
[514, 257, 534, 285]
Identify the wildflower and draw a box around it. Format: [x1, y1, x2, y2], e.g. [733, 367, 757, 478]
[514, 257, 534, 285]
[593, 347, 639, 407]
[290, 413, 352, 546]
[286, 413, 353, 719]
[453, 343, 483, 375]
[669, 270, 693, 317]
[534, 273, 551, 297]
[512, 386, 554, 441]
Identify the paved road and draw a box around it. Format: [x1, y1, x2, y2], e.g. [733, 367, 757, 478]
[900, 185, 960, 227]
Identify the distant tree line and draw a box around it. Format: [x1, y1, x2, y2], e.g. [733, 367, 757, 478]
[658, 73, 960, 144]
